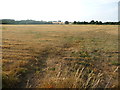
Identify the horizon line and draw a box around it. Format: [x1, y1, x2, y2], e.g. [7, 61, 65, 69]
[0, 19, 119, 22]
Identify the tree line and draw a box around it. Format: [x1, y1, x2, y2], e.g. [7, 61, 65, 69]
[65, 20, 120, 25]
[0, 19, 53, 24]
[0, 19, 119, 25]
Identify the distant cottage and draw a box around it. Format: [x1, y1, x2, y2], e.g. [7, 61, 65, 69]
[52, 21, 64, 25]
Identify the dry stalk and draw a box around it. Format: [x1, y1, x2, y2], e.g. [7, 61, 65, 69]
[57, 63, 62, 78]
[92, 73, 103, 88]
[72, 67, 85, 88]
[92, 79, 101, 88]
[84, 76, 92, 88]
[105, 76, 112, 88]
[105, 66, 119, 88]
[26, 79, 30, 88]
[57, 71, 61, 78]
[35, 58, 38, 64]
[113, 66, 118, 73]
[75, 67, 81, 77]
[83, 70, 94, 88]
[77, 67, 85, 79]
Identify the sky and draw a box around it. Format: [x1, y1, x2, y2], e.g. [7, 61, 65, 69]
[0, 0, 119, 22]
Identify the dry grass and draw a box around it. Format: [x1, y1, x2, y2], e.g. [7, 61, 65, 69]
[2, 25, 119, 88]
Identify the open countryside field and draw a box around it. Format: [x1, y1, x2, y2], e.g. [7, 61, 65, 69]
[2, 25, 119, 88]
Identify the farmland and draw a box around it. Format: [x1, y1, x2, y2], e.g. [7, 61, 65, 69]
[2, 25, 118, 88]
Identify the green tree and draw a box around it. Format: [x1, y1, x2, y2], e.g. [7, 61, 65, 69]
[90, 20, 95, 24]
[73, 21, 77, 24]
[65, 21, 69, 24]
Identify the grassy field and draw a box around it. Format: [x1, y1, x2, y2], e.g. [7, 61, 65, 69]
[2, 25, 119, 88]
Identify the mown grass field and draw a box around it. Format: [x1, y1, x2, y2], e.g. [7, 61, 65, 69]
[2, 25, 119, 88]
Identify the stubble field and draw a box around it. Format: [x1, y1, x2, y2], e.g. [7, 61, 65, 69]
[2, 25, 119, 88]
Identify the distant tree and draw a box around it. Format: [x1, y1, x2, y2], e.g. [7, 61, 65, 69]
[65, 21, 69, 24]
[90, 20, 95, 24]
[98, 21, 102, 25]
[83, 21, 88, 24]
[118, 21, 120, 25]
[77, 21, 81, 24]
[73, 21, 77, 24]
[95, 21, 99, 24]
[1, 19, 15, 24]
